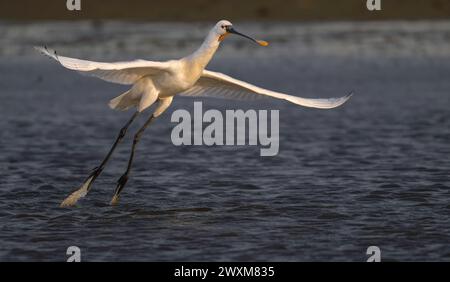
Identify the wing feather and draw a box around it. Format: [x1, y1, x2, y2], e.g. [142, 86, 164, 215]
[35, 46, 171, 85]
[180, 69, 352, 109]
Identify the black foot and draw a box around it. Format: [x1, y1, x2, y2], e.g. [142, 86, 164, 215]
[88, 166, 102, 178]
[111, 174, 129, 205]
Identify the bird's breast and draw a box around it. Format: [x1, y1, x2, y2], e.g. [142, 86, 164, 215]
[156, 67, 200, 96]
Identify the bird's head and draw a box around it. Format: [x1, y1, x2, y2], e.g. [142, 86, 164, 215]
[213, 20, 269, 47]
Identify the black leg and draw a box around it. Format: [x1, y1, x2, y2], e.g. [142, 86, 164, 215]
[111, 113, 156, 205]
[94, 111, 140, 176]
[60, 111, 139, 207]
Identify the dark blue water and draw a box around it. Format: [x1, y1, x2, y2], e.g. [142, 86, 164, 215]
[0, 21, 449, 261]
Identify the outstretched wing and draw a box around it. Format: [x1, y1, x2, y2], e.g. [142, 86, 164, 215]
[35, 46, 171, 85]
[180, 70, 352, 109]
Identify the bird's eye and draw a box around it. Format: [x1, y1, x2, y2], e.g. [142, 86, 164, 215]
[221, 25, 225, 29]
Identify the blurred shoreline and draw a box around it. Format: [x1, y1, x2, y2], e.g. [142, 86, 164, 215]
[1, 20, 449, 60]
[1, 0, 450, 21]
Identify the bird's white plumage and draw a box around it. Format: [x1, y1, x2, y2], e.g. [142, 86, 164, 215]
[37, 20, 353, 207]
[36, 46, 351, 109]
[181, 70, 352, 109]
[35, 46, 171, 85]
[35, 20, 352, 113]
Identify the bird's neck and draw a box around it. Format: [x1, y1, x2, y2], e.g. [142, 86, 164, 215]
[185, 31, 220, 70]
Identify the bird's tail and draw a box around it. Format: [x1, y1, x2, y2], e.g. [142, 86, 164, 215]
[109, 90, 137, 111]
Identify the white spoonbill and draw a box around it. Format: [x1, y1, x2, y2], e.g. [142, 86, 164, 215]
[36, 20, 352, 207]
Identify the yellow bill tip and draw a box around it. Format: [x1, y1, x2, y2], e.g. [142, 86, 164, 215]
[257, 40, 269, 47]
